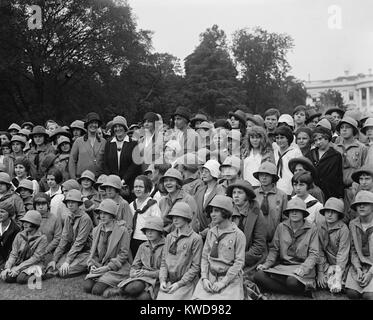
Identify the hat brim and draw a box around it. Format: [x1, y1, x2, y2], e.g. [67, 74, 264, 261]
[325, 108, 345, 116]
[29, 132, 49, 139]
[159, 175, 182, 185]
[173, 113, 190, 122]
[0, 180, 11, 186]
[63, 199, 83, 205]
[336, 121, 358, 135]
[350, 201, 373, 210]
[78, 176, 96, 184]
[141, 227, 164, 234]
[283, 208, 309, 218]
[288, 159, 316, 177]
[226, 184, 256, 200]
[84, 119, 103, 129]
[15, 186, 33, 193]
[305, 113, 322, 124]
[319, 207, 344, 218]
[228, 112, 246, 126]
[101, 183, 121, 190]
[167, 212, 192, 222]
[351, 169, 373, 183]
[253, 171, 279, 183]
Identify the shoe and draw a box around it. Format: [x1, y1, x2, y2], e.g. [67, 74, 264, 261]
[103, 287, 122, 298]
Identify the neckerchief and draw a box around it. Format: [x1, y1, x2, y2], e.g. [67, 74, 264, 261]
[358, 226, 373, 257]
[210, 232, 230, 258]
[132, 198, 157, 238]
[277, 148, 291, 178]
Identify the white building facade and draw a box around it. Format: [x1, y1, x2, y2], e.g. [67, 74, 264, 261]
[305, 72, 373, 114]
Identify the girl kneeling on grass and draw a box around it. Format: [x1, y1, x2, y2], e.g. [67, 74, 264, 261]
[345, 191, 373, 300]
[109, 216, 165, 299]
[1, 210, 47, 284]
[254, 198, 319, 296]
[192, 195, 246, 300]
[157, 202, 203, 300]
[84, 199, 131, 297]
[317, 198, 350, 293]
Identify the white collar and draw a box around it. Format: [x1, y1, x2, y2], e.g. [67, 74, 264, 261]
[111, 136, 129, 143]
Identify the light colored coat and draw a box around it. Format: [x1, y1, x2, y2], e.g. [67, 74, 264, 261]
[69, 135, 106, 179]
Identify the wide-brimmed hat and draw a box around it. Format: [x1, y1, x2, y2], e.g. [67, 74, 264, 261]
[78, 170, 96, 184]
[168, 202, 192, 221]
[21, 122, 35, 130]
[288, 157, 317, 179]
[112, 116, 129, 131]
[316, 118, 332, 131]
[351, 165, 373, 184]
[206, 195, 233, 217]
[305, 109, 322, 124]
[15, 179, 34, 193]
[56, 136, 72, 149]
[84, 112, 102, 128]
[10, 135, 27, 147]
[196, 121, 213, 131]
[63, 189, 83, 204]
[159, 168, 183, 185]
[214, 119, 232, 130]
[101, 175, 122, 190]
[61, 179, 80, 191]
[190, 114, 208, 127]
[203, 160, 221, 179]
[350, 190, 373, 210]
[319, 198, 344, 219]
[0, 172, 11, 186]
[220, 155, 241, 172]
[253, 162, 279, 182]
[8, 123, 21, 132]
[325, 107, 345, 118]
[228, 110, 247, 126]
[361, 118, 373, 135]
[20, 210, 42, 227]
[141, 216, 164, 233]
[95, 199, 118, 217]
[173, 107, 191, 122]
[226, 180, 256, 200]
[143, 112, 159, 123]
[70, 120, 87, 133]
[94, 174, 108, 189]
[283, 198, 309, 218]
[29, 125, 49, 140]
[18, 129, 31, 139]
[336, 116, 359, 135]
[49, 127, 72, 141]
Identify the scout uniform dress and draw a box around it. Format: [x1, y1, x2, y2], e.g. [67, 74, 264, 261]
[261, 219, 319, 289]
[118, 238, 165, 299]
[157, 225, 203, 300]
[5, 230, 47, 278]
[317, 220, 350, 286]
[52, 208, 93, 276]
[192, 223, 246, 300]
[85, 221, 131, 287]
[345, 217, 373, 293]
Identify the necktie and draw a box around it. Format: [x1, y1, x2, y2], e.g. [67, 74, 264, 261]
[98, 230, 112, 261]
[210, 233, 229, 258]
[260, 193, 269, 216]
[360, 227, 373, 257]
[169, 234, 187, 255]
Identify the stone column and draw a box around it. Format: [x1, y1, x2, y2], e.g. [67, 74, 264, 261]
[367, 87, 370, 110]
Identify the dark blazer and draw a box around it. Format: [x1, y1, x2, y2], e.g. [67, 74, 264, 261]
[306, 147, 344, 200]
[103, 137, 142, 189]
[0, 220, 21, 266]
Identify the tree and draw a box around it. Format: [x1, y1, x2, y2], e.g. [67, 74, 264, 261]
[232, 27, 294, 114]
[318, 89, 345, 109]
[183, 25, 245, 118]
[277, 76, 308, 114]
[0, 0, 152, 126]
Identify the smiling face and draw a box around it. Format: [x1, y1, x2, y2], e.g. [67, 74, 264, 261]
[113, 124, 126, 139]
[60, 142, 71, 153]
[14, 164, 27, 178]
[80, 178, 93, 190]
[163, 177, 178, 193]
[87, 121, 99, 134]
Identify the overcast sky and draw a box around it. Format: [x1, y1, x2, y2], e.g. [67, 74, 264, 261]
[128, 0, 373, 82]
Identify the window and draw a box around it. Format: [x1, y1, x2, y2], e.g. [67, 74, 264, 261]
[349, 91, 354, 101]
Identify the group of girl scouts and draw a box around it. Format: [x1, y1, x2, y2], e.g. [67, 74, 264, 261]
[0, 104, 372, 300]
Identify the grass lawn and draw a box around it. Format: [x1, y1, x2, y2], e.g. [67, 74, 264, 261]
[0, 274, 349, 300]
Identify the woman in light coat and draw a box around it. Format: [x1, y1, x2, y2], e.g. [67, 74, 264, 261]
[83, 199, 131, 297]
[193, 195, 246, 300]
[157, 202, 203, 300]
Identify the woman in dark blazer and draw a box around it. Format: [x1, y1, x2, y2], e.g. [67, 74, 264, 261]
[103, 116, 142, 200]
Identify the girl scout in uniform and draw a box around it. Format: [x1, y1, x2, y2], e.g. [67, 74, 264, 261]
[255, 198, 319, 295]
[157, 202, 203, 300]
[84, 199, 131, 297]
[317, 198, 350, 293]
[192, 195, 246, 300]
[113, 216, 165, 300]
[345, 191, 373, 300]
[1, 210, 47, 284]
